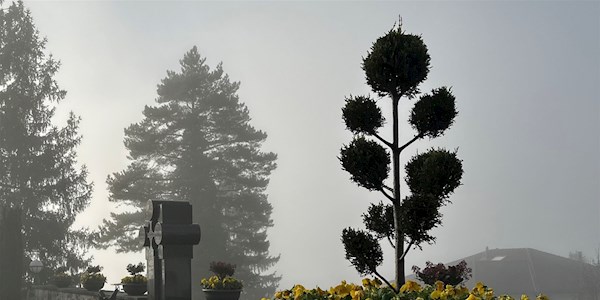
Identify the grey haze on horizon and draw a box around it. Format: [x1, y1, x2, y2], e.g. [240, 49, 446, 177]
[22, 0, 600, 290]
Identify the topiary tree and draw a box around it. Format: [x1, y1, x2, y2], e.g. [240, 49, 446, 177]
[339, 20, 464, 291]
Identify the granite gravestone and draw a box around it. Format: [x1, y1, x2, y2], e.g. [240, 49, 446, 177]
[144, 200, 201, 300]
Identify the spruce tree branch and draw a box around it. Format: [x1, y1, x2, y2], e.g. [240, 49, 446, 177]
[0, 183, 18, 189]
[373, 269, 398, 293]
[399, 240, 414, 261]
[398, 133, 423, 153]
[379, 188, 395, 202]
[373, 132, 393, 149]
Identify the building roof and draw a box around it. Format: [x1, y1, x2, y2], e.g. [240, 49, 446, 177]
[446, 248, 598, 296]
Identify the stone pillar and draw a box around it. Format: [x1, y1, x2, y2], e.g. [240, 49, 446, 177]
[144, 201, 201, 300]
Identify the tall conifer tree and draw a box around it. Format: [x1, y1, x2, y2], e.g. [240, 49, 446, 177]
[98, 47, 279, 299]
[0, 0, 93, 273]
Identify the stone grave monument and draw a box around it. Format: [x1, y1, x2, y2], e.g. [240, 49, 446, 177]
[144, 200, 201, 300]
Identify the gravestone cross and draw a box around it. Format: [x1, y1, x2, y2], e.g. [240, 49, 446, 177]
[144, 200, 201, 300]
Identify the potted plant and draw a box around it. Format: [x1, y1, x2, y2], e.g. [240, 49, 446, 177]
[201, 261, 243, 300]
[121, 262, 147, 296]
[50, 267, 72, 288]
[81, 265, 106, 291]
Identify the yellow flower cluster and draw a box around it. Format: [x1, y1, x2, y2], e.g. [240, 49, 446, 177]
[268, 279, 550, 300]
[201, 275, 243, 290]
[272, 280, 379, 300]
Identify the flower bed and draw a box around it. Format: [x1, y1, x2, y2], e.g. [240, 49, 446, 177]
[265, 279, 549, 300]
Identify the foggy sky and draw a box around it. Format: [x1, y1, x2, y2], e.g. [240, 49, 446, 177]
[24, 0, 600, 290]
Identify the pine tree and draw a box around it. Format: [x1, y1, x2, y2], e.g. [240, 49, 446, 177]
[339, 21, 463, 289]
[0, 0, 93, 274]
[97, 47, 279, 299]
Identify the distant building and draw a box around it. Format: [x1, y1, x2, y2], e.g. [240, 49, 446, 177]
[446, 248, 600, 300]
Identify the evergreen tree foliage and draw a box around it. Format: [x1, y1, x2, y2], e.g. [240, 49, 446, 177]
[339, 21, 464, 290]
[0, 0, 93, 272]
[97, 47, 279, 299]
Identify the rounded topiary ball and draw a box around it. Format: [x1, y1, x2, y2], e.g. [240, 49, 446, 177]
[405, 148, 463, 199]
[363, 27, 430, 98]
[340, 137, 390, 191]
[410, 87, 457, 138]
[342, 95, 384, 135]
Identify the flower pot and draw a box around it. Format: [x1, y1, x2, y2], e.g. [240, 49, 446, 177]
[83, 279, 105, 291]
[202, 289, 242, 300]
[51, 277, 72, 288]
[122, 283, 147, 296]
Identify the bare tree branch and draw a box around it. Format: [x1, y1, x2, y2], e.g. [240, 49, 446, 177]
[398, 134, 423, 153]
[379, 188, 395, 202]
[373, 269, 398, 293]
[399, 240, 415, 261]
[373, 132, 393, 149]
[387, 236, 396, 249]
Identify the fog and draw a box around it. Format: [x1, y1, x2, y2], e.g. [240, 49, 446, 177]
[21, 0, 600, 291]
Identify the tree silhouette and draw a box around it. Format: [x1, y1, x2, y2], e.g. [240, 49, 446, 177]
[96, 47, 279, 299]
[340, 21, 463, 290]
[0, 0, 93, 273]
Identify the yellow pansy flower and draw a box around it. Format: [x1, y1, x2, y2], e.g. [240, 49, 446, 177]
[536, 294, 549, 300]
[435, 281, 444, 292]
[350, 289, 365, 300]
[274, 291, 283, 299]
[484, 289, 494, 300]
[467, 293, 482, 300]
[445, 285, 456, 296]
[400, 280, 422, 293]
[473, 282, 485, 296]
[456, 286, 470, 297]
[362, 278, 371, 287]
[293, 284, 306, 297]
[316, 287, 327, 296]
[373, 278, 382, 287]
[521, 295, 529, 300]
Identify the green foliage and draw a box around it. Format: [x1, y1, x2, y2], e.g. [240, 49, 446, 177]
[362, 203, 395, 240]
[0, 0, 93, 272]
[342, 95, 384, 134]
[341, 228, 383, 276]
[340, 137, 390, 191]
[97, 46, 279, 299]
[409, 87, 457, 138]
[85, 265, 102, 274]
[121, 274, 147, 284]
[405, 149, 463, 200]
[210, 261, 236, 279]
[51, 269, 72, 288]
[362, 25, 431, 98]
[126, 263, 144, 275]
[399, 194, 442, 246]
[121, 263, 146, 284]
[81, 265, 106, 284]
